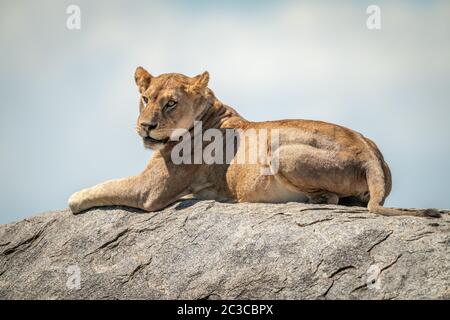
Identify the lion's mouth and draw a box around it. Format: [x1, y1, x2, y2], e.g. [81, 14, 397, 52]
[143, 136, 169, 144]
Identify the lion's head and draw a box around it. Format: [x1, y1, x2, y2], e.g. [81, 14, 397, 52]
[134, 66, 210, 150]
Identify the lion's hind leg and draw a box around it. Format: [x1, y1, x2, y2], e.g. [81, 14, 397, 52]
[271, 144, 353, 204]
[339, 194, 369, 207]
[307, 192, 339, 205]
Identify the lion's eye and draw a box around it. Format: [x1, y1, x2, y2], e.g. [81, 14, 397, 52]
[142, 96, 149, 104]
[165, 100, 177, 109]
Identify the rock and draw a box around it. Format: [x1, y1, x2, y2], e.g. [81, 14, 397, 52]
[0, 201, 449, 299]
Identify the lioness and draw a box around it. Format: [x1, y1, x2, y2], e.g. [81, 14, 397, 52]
[68, 67, 440, 218]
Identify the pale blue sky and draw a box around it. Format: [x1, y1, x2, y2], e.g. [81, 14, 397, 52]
[1, 0, 449, 223]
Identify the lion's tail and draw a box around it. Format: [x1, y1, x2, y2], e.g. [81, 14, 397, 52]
[365, 159, 441, 218]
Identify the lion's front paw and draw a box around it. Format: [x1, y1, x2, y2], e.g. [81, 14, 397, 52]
[68, 191, 86, 214]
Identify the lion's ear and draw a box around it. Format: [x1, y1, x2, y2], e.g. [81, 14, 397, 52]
[190, 71, 209, 91]
[135, 66, 152, 94]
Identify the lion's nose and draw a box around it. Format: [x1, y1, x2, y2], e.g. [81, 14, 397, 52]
[140, 122, 157, 131]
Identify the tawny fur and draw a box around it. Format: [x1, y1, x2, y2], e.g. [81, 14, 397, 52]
[68, 67, 440, 218]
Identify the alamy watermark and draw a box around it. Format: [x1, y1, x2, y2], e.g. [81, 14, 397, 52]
[66, 264, 81, 290]
[366, 264, 382, 290]
[366, 5, 381, 30]
[167, 121, 280, 175]
[66, 5, 81, 30]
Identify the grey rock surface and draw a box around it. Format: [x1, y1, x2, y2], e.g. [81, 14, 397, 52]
[0, 201, 449, 299]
